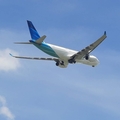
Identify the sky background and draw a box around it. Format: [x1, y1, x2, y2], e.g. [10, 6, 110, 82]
[0, 0, 120, 120]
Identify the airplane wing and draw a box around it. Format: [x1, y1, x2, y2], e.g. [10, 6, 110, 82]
[69, 31, 107, 60]
[9, 53, 59, 62]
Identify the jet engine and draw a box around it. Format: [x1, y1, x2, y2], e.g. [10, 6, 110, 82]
[85, 54, 89, 60]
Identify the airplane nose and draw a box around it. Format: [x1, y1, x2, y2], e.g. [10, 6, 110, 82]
[96, 57, 99, 65]
[92, 56, 99, 66]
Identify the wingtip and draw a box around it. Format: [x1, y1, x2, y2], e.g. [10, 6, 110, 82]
[9, 53, 13, 57]
[104, 31, 106, 35]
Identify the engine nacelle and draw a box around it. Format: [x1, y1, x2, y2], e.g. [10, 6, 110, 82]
[85, 54, 89, 60]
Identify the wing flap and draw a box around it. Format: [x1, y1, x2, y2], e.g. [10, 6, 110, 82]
[9, 53, 58, 62]
[14, 35, 46, 44]
[35, 35, 46, 44]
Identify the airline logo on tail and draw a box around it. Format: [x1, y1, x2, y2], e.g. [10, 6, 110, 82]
[27, 20, 40, 40]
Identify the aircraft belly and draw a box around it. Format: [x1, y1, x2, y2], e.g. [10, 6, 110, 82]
[76, 59, 98, 66]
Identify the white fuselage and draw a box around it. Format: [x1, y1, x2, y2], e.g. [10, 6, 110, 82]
[34, 42, 99, 67]
[51, 44, 99, 66]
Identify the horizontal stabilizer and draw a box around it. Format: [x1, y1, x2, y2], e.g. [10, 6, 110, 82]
[14, 35, 46, 44]
[35, 35, 46, 44]
[14, 42, 32, 44]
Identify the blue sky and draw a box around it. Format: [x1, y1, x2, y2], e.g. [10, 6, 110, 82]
[0, 0, 120, 120]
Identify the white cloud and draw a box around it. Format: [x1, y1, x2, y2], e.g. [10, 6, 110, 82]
[0, 48, 21, 72]
[0, 96, 15, 120]
[0, 96, 6, 105]
[0, 107, 15, 120]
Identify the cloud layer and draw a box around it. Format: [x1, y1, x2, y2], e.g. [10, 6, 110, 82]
[0, 96, 15, 120]
[0, 48, 20, 72]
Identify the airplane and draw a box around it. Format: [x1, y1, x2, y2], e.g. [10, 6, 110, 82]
[10, 20, 107, 68]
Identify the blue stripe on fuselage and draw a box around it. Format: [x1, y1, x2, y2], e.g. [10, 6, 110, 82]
[31, 42, 59, 58]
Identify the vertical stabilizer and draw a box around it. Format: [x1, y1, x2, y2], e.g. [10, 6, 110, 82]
[27, 20, 40, 40]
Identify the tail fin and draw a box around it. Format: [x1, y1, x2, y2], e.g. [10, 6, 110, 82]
[27, 20, 40, 40]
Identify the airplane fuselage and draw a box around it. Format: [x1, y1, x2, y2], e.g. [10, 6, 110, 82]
[32, 41, 99, 67]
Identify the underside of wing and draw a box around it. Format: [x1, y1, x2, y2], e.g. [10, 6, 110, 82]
[9, 53, 59, 62]
[9, 53, 68, 68]
[69, 31, 107, 62]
